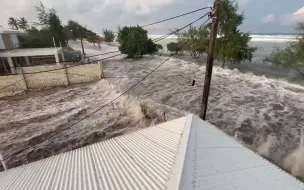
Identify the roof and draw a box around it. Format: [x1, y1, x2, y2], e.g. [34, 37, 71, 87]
[0, 115, 303, 190]
[0, 28, 21, 34]
[0, 47, 62, 57]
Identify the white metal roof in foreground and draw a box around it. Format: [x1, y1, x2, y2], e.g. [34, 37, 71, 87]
[0, 115, 303, 190]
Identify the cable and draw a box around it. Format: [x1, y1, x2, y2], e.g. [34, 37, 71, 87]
[140, 6, 212, 28]
[0, 12, 211, 92]
[2, 13, 212, 161]
[2, 55, 172, 162]
[153, 12, 210, 43]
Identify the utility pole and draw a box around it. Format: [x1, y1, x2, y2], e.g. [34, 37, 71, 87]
[77, 27, 85, 57]
[199, 0, 221, 120]
[80, 33, 85, 57]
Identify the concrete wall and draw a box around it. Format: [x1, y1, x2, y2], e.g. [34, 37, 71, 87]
[0, 63, 102, 98]
[0, 35, 5, 50]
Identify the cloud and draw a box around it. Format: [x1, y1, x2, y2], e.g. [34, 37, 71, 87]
[0, 0, 178, 32]
[262, 14, 275, 24]
[280, 7, 304, 25]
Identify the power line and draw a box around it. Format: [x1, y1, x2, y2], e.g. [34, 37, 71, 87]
[2, 14, 212, 162]
[140, 6, 212, 28]
[2, 55, 172, 162]
[0, 11, 211, 92]
[153, 12, 210, 43]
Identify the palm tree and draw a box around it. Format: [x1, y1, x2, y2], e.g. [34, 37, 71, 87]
[8, 17, 19, 30]
[18, 17, 29, 30]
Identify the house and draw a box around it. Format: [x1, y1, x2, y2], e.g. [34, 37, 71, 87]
[0, 27, 65, 75]
[0, 115, 303, 189]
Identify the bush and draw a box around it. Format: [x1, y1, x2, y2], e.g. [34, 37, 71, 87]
[167, 42, 180, 54]
[102, 29, 115, 44]
[156, 44, 163, 50]
[144, 39, 158, 55]
[117, 26, 158, 58]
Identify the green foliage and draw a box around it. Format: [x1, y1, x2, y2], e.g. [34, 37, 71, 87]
[167, 42, 180, 54]
[35, 1, 56, 27]
[177, 26, 209, 59]
[17, 17, 29, 30]
[87, 35, 103, 47]
[102, 29, 115, 44]
[19, 27, 54, 48]
[117, 26, 158, 58]
[8, 17, 19, 30]
[18, 2, 66, 48]
[215, 0, 256, 67]
[266, 22, 304, 67]
[156, 44, 163, 50]
[65, 20, 96, 40]
[144, 39, 158, 55]
[49, 13, 66, 47]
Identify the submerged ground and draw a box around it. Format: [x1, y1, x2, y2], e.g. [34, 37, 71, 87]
[0, 43, 304, 179]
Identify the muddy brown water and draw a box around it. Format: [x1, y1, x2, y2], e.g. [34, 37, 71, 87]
[0, 56, 304, 179]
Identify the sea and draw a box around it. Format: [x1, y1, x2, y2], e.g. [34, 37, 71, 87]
[149, 34, 304, 81]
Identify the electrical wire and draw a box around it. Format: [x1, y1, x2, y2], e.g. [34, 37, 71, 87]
[140, 6, 212, 28]
[2, 14, 212, 161]
[0, 11, 211, 92]
[2, 55, 172, 162]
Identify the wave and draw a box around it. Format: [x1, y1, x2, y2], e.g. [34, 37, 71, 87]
[149, 34, 298, 42]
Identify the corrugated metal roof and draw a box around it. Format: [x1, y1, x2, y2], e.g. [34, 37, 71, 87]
[0, 115, 303, 190]
[0, 117, 187, 190]
[178, 115, 304, 190]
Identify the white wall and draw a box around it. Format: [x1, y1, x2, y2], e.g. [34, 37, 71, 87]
[11, 34, 19, 48]
[0, 35, 5, 50]
[0, 63, 102, 98]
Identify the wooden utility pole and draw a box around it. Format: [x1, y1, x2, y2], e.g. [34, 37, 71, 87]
[199, 0, 221, 120]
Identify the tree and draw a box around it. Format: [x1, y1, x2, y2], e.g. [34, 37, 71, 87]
[17, 17, 29, 30]
[167, 42, 180, 54]
[87, 35, 97, 47]
[266, 22, 304, 67]
[118, 26, 158, 58]
[35, 1, 56, 27]
[215, 0, 257, 68]
[65, 20, 96, 40]
[8, 17, 19, 30]
[143, 39, 158, 55]
[48, 13, 66, 47]
[156, 44, 163, 50]
[19, 27, 53, 48]
[103, 29, 115, 44]
[177, 25, 209, 59]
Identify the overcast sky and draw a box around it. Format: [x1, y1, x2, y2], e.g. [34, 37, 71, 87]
[0, 0, 303, 34]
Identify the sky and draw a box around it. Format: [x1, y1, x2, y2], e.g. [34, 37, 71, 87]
[0, 0, 303, 34]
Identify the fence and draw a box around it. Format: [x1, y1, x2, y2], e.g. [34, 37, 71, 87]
[0, 63, 103, 98]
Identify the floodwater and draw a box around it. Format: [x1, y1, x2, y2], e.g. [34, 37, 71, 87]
[0, 42, 304, 179]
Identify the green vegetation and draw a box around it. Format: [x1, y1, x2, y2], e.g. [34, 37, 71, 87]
[11, 2, 96, 48]
[215, 0, 256, 67]
[117, 26, 159, 58]
[171, 0, 255, 66]
[49, 13, 66, 47]
[19, 27, 54, 48]
[266, 22, 304, 67]
[177, 26, 209, 59]
[88, 35, 104, 48]
[64, 20, 96, 40]
[8, 17, 19, 30]
[102, 29, 115, 44]
[167, 42, 181, 54]
[17, 17, 29, 30]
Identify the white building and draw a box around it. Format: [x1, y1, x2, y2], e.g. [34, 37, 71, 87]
[0, 28, 65, 75]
